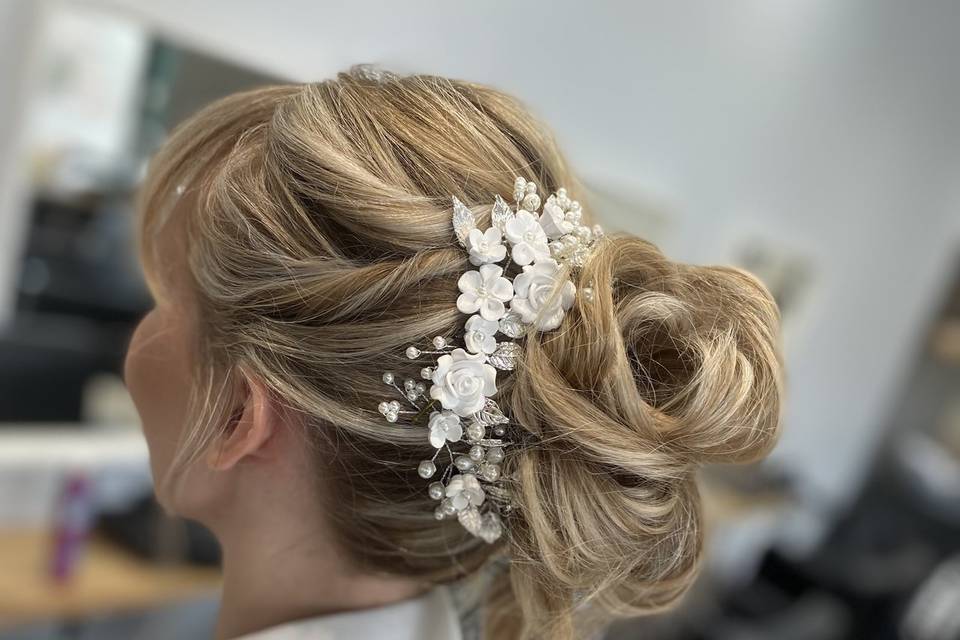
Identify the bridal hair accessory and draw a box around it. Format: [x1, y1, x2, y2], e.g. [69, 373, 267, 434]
[375, 177, 604, 543]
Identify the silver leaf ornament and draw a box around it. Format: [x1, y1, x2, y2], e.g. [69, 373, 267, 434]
[457, 505, 483, 535]
[491, 195, 514, 234]
[473, 398, 510, 427]
[451, 196, 476, 248]
[497, 311, 527, 339]
[478, 512, 503, 543]
[488, 341, 522, 371]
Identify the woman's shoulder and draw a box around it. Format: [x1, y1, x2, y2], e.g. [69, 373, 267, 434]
[235, 586, 463, 640]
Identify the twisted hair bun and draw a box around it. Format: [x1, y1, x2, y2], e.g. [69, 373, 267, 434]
[137, 67, 783, 640]
[496, 234, 782, 637]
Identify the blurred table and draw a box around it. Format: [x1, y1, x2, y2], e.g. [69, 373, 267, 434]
[0, 528, 221, 628]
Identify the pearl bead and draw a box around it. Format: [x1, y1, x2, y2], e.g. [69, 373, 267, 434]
[493, 426, 506, 437]
[378, 402, 389, 415]
[524, 181, 537, 195]
[432, 336, 447, 349]
[404, 379, 416, 391]
[441, 499, 457, 515]
[389, 400, 400, 411]
[382, 372, 395, 384]
[454, 455, 474, 471]
[434, 506, 446, 520]
[385, 411, 398, 423]
[406, 391, 418, 401]
[469, 445, 484, 461]
[486, 447, 504, 464]
[414, 382, 426, 394]
[418, 460, 436, 478]
[466, 424, 485, 442]
[515, 177, 527, 189]
[480, 464, 500, 482]
[592, 224, 604, 237]
[405, 346, 421, 359]
[428, 482, 445, 500]
[521, 193, 541, 212]
[420, 367, 434, 380]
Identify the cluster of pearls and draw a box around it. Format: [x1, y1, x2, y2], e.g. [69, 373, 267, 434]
[377, 398, 401, 422]
[378, 364, 432, 421]
[543, 187, 605, 268]
[514, 177, 542, 213]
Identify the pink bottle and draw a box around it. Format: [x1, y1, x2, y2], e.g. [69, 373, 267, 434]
[49, 472, 93, 583]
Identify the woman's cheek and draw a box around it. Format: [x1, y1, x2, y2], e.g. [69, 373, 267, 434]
[124, 309, 191, 504]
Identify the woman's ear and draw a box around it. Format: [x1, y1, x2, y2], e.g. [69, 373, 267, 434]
[206, 372, 280, 471]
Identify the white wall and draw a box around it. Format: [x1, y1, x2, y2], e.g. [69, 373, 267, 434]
[6, 0, 960, 514]
[0, 0, 41, 327]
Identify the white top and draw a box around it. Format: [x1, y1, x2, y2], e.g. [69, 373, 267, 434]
[234, 586, 464, 640]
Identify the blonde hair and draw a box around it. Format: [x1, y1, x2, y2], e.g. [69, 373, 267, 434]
[136, 68, 783, 640]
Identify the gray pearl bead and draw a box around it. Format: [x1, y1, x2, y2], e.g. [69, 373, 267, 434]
[466, 424, 485, 442]
[480, 464, 500, 482]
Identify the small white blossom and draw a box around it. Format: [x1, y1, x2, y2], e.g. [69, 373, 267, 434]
[446, 473, 486, 511]
[465, 227, 507, 266]
[511, 258, 577, 331]
[456, 263, 514, 321]
[427, 410, 463, 448]
[504, 210, 550, 266]
[464, 314, 498, 355]
[430, 348, 498, 416]
[539, 199, 574, 239]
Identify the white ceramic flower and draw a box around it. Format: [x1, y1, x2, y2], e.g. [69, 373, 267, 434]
[446, 473, 486, 511]
[511, 258, 577, 331]
[427, 410, 463, 448]
[464, 314, 498, 355]
[430, 348, 498, 417]
[456, 263, 514, 321]
[465, 227, 507, 266]
[504, 210, 550, 266]
[539, 199, 574, 239]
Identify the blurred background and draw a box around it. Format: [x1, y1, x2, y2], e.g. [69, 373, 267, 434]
[0, 1, 958, 639]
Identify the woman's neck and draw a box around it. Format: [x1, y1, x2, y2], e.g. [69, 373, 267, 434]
[212, 491, 427, 639]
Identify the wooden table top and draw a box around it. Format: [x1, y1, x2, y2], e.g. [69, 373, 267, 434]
[0, 528, 221, 628]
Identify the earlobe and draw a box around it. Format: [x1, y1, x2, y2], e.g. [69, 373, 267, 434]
[206, 374, 278, 471]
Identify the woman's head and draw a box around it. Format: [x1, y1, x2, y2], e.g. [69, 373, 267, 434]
[124, 68, 783, 639]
